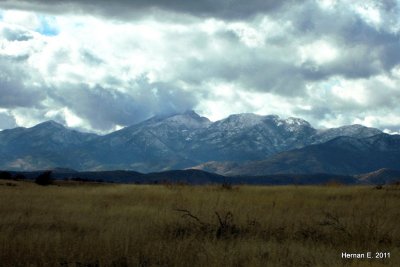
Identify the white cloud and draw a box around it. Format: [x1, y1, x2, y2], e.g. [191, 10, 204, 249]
[1, 9, 41, 30]
[196, 82, 303, 122]
[11, 108, 44, 128]
[317, 0, 338, 10]
[353, 2, 382, 28]
[299, 39, 339, 64]
[383, 129, 400, 135]
[354, 114, 400, 130]
[330, 82, 368, 105]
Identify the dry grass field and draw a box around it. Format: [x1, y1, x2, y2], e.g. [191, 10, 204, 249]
[0, 180, 399, 266]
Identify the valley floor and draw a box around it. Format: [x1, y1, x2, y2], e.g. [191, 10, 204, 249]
[0, 180, 399, 266]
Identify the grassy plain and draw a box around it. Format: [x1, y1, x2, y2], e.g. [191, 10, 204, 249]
[0, 180, 399, 266]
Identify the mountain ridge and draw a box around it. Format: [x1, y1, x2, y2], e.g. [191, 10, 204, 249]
[0, 111, 390, 173]
[210, 133, 400, 176]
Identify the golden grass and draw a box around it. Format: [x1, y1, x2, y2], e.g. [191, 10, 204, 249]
[0, 180, 399, 266]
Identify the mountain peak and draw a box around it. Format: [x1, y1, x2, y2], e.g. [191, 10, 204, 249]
[163, 110, 211, 128]
[285, 117, 311, 126]
[182, 110, 201, 118]
[32, 120, 66, 130]
[169, 110, 209, 121]
[128, 110, 211, 131]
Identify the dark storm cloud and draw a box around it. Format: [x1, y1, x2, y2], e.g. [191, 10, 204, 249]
[0, 75, 44, 108]
[0, 0, 292, 20]
[284, 1, 400, 75]
[0, 58, 45, 108]
[299, 48, 381, 81]
[170, 27, 307, 96]
[47, 80, 197, 130]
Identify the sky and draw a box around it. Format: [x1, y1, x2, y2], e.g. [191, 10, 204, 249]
[0, 0, 400, 134]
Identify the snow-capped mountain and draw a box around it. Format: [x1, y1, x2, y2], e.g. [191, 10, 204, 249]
[188, 114, 317, 162]
[0, 111, 387, 172]
[84, 111, 210, 171]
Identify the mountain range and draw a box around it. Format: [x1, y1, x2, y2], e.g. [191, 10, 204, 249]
[0, 111, 398, 177]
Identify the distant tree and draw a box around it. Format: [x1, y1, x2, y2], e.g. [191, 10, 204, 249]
[35, 171, 54, 186]
[0, 171, 12, 180]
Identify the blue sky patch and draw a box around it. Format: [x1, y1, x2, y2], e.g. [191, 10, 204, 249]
[37, 15, 59, 36]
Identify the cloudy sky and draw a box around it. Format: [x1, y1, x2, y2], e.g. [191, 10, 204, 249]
[0, 0, 400, 134]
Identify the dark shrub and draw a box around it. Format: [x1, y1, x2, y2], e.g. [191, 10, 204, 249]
[221, 182, 233, 190]
[35, 171, 54, 186]
[13, 174, 26, 180]
[0, 171, 12, 180]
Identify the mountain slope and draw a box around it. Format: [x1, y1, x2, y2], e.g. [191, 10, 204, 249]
[312, 124, 382, 144]
[357, 168, 400, 185]
[222, 134, 400, 176]
[0, 121, 98, 170]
